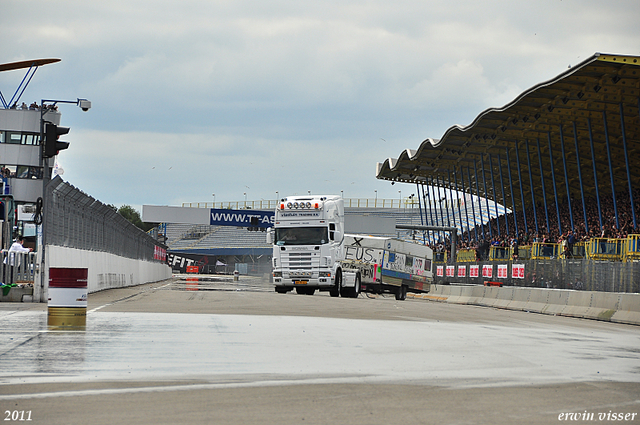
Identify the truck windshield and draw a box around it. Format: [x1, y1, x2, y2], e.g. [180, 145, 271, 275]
[275, 227, 329, 246]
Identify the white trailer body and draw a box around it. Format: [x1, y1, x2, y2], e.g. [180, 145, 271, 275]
[341, 235, 433, 300]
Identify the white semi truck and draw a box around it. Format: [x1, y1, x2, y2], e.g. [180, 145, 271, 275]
[268, 195, 433, 300]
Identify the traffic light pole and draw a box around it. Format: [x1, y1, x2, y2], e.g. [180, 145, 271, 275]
[37, 98, 90, 302]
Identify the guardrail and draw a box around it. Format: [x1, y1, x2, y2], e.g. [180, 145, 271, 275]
[587, 238, 624, 261]
[625, 234, 640, 262]
[0, 251, 36, 284]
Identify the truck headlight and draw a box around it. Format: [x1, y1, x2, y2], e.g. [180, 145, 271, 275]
[273, 271, 282, 277]
[319, 271, 331, 277]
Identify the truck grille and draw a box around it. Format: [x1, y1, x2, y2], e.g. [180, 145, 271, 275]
[284, 252, 316, 269]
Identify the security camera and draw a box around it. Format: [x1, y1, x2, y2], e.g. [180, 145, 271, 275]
[78, 99, 91, 112]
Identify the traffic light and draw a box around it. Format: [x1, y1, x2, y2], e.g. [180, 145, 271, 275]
[44, 123, 70, 158]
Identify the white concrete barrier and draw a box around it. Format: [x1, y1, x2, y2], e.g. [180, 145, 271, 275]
[561, 291, 593, 319]
[584, 292, 620, 321]
[526, 287, 550, 314]
[544, 289, 570, 316]
[426, 284, 640, 326]
[612, 293, 640, 325]
[508, 287, 531, 311]
[38, 245, 172, 302]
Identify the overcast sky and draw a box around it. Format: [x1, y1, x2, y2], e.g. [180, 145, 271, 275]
[1, 0, 638, 209]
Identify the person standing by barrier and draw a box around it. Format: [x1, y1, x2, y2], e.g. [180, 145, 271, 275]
[4, 237, 32, 284]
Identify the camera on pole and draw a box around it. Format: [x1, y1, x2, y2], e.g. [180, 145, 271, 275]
[44, 122, 70, 158]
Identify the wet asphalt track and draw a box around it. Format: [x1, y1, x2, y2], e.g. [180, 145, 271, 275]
[1, 276, 639, 425]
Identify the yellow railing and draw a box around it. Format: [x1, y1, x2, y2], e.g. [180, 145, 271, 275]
[531, 242, 560, 260]
[456, 248, 476, 262]
[586, 238, 624, 261]
[489, 246, 511, 261]
[434, 252, 448, 263]
[623, 234, 640, 262]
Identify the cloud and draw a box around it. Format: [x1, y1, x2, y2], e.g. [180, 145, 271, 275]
[1, 0, 638, 207]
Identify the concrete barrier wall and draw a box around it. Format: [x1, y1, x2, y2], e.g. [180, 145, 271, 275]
[35, 245, 171, 301]
[417, 284, 640, 326]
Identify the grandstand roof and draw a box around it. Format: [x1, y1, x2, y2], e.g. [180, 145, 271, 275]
[376, 53, 640, 212]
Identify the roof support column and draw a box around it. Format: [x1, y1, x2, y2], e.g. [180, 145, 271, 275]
[572, 121, 589, 235]
[416, 182, 427, 245]
[497, 154, 510, 236]
[466, 166, 479, 243]
[547, 132, 563, 236]
[513, 143, 529, 235]
[534, 139, 550, 235]
[489, 154, 502, 236]
[439, 174, 452, 228]
[480, 156, 493, 239]
[559, 125, 574, 232]
[428, 183, 440, 242]
[603, 110, 619, 229]
[621, 101, 637, 230]
[454, 167, 469, 243]
[587, 117, 603, 232]
[473, 160, 486, 240]
[426, 178, 436, 242]
[447, 169, 457, 230]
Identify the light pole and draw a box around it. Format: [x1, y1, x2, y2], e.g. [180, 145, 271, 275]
[38, 97, 91, 302]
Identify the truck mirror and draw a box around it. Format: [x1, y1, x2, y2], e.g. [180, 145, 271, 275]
[266, 227, 273, 244]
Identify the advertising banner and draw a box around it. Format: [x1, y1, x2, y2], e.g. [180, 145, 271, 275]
[512, 263, 525, 279]
[446, 265, 455, 277]
[470, 265, 479, 278]
[457, 265, 466, 277]
[497, 264, 508, 279]
[210, 209, 274, 228]
[482, 264, 493, 278]
[436, 265, 444, 277]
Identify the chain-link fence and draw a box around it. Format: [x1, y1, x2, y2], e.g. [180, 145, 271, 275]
[434, 259, 639, 293]
[45, 177, 165, 262]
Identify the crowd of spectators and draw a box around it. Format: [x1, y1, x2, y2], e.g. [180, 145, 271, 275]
[427, 188, 640, 259]
[9, 101, 58, 111]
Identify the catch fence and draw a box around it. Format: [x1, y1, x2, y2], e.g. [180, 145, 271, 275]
[434, 259, 639, 293]
[44, 177, 166, 262]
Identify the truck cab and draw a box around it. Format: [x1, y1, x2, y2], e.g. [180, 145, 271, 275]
[268, 196, 344, 296]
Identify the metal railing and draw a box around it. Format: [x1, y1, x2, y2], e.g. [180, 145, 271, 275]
[0, 251, 36, 284]
[587, 238, 624, 261]
[182, 198, 411, 210]
[624, 234, 640, 262]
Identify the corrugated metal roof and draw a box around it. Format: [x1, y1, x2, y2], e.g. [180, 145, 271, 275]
[376, 53, 640, 212]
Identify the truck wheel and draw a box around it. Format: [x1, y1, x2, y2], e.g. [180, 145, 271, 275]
[348, 274, 361, 298]
[305, 288, 315, 295]
[330, 271, 341, 297]
[275, 287, 288, 294]
[395, 285, 407, 301]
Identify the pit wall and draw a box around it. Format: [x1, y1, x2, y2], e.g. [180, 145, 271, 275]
[35, 245, 171, 302]
[410, 284, 640, 326]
